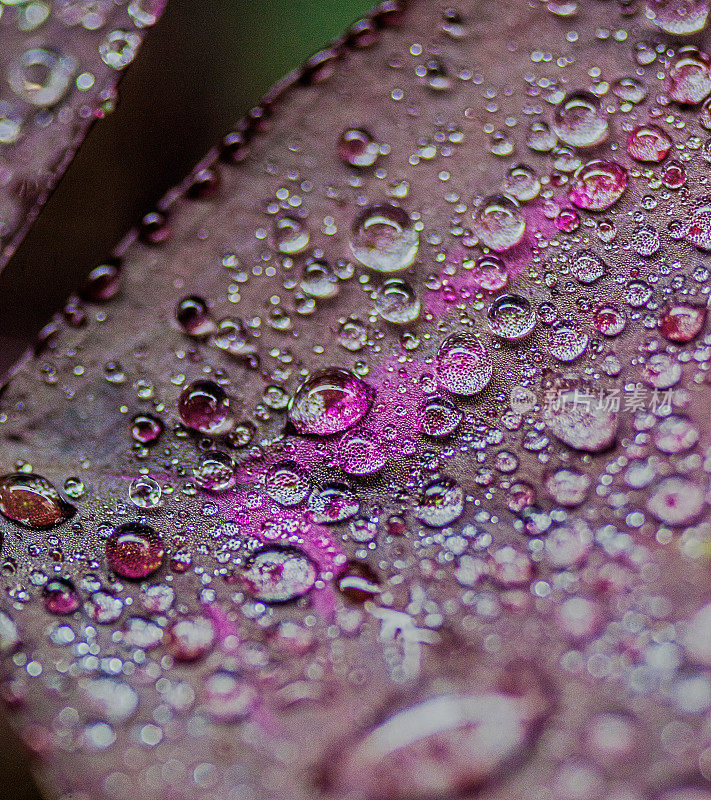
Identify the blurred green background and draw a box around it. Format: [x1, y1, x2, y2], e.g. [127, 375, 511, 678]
[0, 2, 373, 797]
[0, 0, 373, 376]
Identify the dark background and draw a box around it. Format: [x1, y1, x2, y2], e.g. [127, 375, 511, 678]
[0, 2, 372, 797]
[0, 0, 372, 377]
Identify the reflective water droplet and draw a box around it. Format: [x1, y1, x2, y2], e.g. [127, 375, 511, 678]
[167, 615, 216, 662]
[131, 413, 163, 445]
[469, 254, 509, 291]
[339, 128, 381, 167]
[662, 159, 687, 188]
[626, 124, 672, 162]
[0, 473, 74, 529]
[502, 164, 541, 202]
[63, 477, 85, 499]
[105, 522, 164, 580]
[647, 0, 709, 35]
[350, 204, 419, 272]
[553, 91, 608, 148]
[178, 380, 234, 435]
[593, 305, 627, 337]
[548, 325, 589, 361]
[660, 303, 707, 342]
[193, 451, 236, 491]
[647, 476, 704, 525]
[488, 294, 536, 341]
[667, 46, 711, 104]
[338, 317, 368, 351]
[338, 429, 387, 475]
[569, 160, 627, 211]
[527, 120, 557, 152]
[288, 368, 374, 436]
[545, 468, 590, 507]
[265, 460, 310, 506]
[239, 547, 317, 603]
[8, 48, 75, 106]
[176, 296, 216, 338]
[416, 396, 463, 438]
[42, 578, 80, 615]
[611, 76, 647, 104]
[308, 482, 360, 523]
[338, 560, 381, 603]
[300, 258, 339, 299]
[543, 382, 618, 451]
[128, 476, 162, 508]
[643, 352, 682, 388]
[416, 477, 464, 527]
[80, 261, 121, 302]
[473, 194, 525, 252]
[436, 332, 493, 395]
[203, 670, 256, 722]
[85, 590, 124, 624]
[373, 277, 420, 324]
[274, 216, 310, 254]
[570, 250, 605, 284]
[654, 415, 699, 453]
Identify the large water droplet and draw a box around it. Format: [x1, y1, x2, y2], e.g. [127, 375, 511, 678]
[239, 547, 317, 603]
[265, 460, 310, 506]
[436, 332, 493, 395]
[667, 46, 711, 104]
[543, 381, 618, 452]
[416, 397, 463, 438]
[488, 294, 536, 341]
[416, 477, 464, 527]
[0, 473, 74, 529]
[373, 278, 420, 324]
[569, 160, 627, 211]
[350, 204, 419, 272]
[178, 380, 234, 435]
[648, 0, 710, 35]
[472, 194, 525, 252]
[553, 91, 608, 147]
[288, 368, 374, 436]
[626, 124, 672, 162]
[338, 430, 387, 475]
[105, 522, 164, 580]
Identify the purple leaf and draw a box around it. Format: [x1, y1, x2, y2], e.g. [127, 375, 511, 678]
[0, 0, 166, 271]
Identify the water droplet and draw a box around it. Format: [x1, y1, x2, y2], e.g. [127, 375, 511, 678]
[8, 48, 75, 106]
[105, 522, 164, 580]
[570, 250, 605, 284]
[593, 305, 627, 337]
[436, 332, 493, 396]
[569, 160, 627, 211]
[300, 258, 339, 299]
[647, 476, 704, 525]
[527, 120, 557, 152]
[178, 380, 234, 435]
[203, 670, 256, 722]
[338, 317, 368, 351]
[643, 352, 682, 388]
[416, 477, 464, 527]
[176, 296, 216, 338]
[662, 159, 687, 188]
[239, 547, 317, 603]
[488, 294, 536, 341]
[338, 560, 381, 603]
[545, 468, 590, 506]
[350, 204, 419, 272]
[308, 482, 360, 523]
[42, 578, 80, 615]
[469, 254, 509, 291]
[373, 278, 420, 324]
[63, 477, 85, 499]
[193, 451, 237, 491]
[339, 128, 381, 167]
[553, 91, 608, 148]
[472, 194, 526, 252]
[288, 368, 374, 436]
[416, 397, 463, 438]
[0, 473, 74, 529]
[274, 216, 310, 254]
[167, 615, 216, 662]
[654, 415, 699, 453]
[611, 77, 647, 103]
[667, 46, 711, 104]
[543, 381, 618, 451]
[647, 0, 709, 35]
[502, 164, 541, 202]
[128, 476, 162, 508]
[338, 430, 387, 475]
[660, 303, 707, 342]
[80, 261, 121, 302]
[548, 325, 589, 361]
[265, 460, 310, 506]
[626, 124, 672, 162]
[131, 413, 163, 445]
